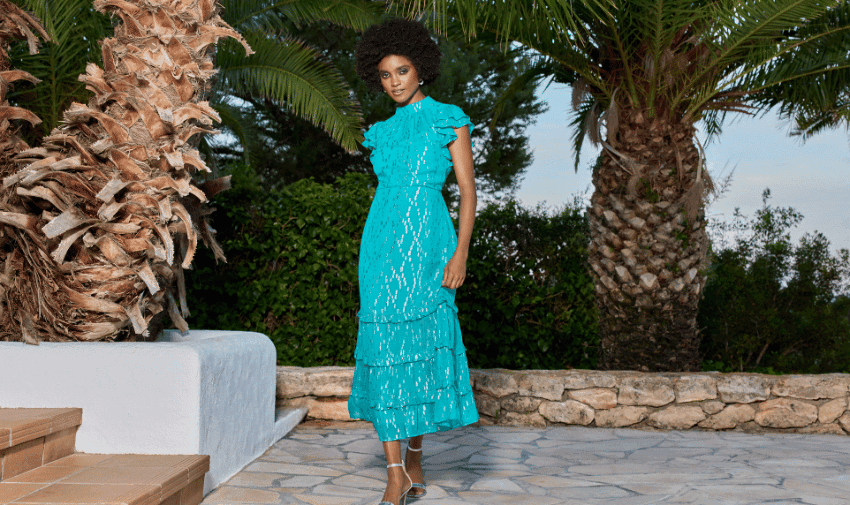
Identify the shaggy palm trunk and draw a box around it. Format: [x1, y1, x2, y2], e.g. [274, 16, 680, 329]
[0, 0, 250, 343]
[589, 112, 709, 372]
[0, 1, 49, 344]
[0, 0, 47, 177]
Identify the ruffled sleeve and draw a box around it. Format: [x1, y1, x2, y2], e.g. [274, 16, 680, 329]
[433, 103, 474, 148]
[362, 121, 382, 150]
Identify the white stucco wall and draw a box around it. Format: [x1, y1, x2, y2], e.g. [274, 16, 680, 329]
[0, 330, 279, 494]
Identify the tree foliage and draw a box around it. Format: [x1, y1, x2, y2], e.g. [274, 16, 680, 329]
[211, 0, 383, 158]
[209, 19, 547, 200]
[8, 0, 112, 140]
[401, 0, 850, 153]
[9, 0, 381, 155]
[459, 200, 598, 369]
[757, 3, 850, 139]
[186, 169, 372, 365]
[700, 190, 850, 374]
[184, 172, 850, 373]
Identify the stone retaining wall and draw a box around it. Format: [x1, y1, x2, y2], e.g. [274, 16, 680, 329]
[276, 367, 850, 434]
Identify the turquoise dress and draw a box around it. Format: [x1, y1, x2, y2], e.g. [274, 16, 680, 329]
[348, 96, 479, 442]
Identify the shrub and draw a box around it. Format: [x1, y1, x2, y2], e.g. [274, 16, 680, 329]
[458, 200, 598, 369]
[186, 169, 372, 366]
[699, 190, 850, 373]
[187, 175, 850, 374]
[186, 170, 598, 368]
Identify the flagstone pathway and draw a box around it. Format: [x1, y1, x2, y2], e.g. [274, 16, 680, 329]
[201, 421, 850, 505]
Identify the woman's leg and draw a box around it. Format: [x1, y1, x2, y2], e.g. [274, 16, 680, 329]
[405, 435, 425, 496]
[382, 440, 411, 504]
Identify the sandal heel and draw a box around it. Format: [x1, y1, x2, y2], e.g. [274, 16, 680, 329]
[380, 463, 412, 505]
[405, 443, 427, 499]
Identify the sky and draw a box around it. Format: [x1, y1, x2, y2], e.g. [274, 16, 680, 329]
[516, 85, 850, 252]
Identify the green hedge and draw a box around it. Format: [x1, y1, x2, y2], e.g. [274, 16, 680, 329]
[187, 174, 849, 373]
[186, 169, 371, 366]
[185, 170, 597, 368]
[458, 201, 597, 369]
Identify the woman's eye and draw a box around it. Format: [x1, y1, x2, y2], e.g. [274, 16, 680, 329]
[400, 68, 407, 74]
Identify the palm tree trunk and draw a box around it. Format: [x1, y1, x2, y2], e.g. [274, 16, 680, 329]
[0, 0, 251, 343]
[0, 1, 50, 344]
[589, 113, 710, 371]
[0, 0, 47, 177]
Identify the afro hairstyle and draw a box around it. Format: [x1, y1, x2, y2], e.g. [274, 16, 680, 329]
[356, 18, 441, 94]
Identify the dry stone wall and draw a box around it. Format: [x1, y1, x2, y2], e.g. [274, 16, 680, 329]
[276, 367, 850, 435]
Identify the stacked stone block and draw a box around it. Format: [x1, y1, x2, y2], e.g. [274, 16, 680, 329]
[276, 367, 850, 435]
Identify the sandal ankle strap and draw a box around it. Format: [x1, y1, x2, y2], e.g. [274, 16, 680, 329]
[407, 446, 422, 452]
[387, 463, 404, 468]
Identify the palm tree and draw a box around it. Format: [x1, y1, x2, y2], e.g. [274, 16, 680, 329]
[0, 0, 48, 174]
[397, 0, 850, 371]
[7, 0, 112, 140]
[0, 0, 381, 343]
[205, 0, 383, 165]
[0, 0, 50, 344]
[9, 0, 381, 166]
[767, 4, 850, 140]
[0, 0, 252, 342]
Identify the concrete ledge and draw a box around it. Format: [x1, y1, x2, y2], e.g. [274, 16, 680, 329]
[0, 330, 277, 495]
[277, 366, 850, 435]
[273, 407, 308, 441]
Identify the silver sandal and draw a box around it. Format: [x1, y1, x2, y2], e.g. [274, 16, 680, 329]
[405, 445, 427, 499]
[379, 462, 412, 505]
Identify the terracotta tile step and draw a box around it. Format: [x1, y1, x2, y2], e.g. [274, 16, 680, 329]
[0, 453, 209, 505]
[0, 409, 83, 480]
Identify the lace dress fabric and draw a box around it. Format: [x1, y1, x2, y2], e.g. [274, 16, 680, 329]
[348, 96, 479, 441]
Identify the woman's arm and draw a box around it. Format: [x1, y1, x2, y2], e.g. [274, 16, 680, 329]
[442, 125, 476, 290]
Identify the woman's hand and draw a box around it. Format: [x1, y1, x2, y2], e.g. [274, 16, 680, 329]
[442, 254, 467, 289]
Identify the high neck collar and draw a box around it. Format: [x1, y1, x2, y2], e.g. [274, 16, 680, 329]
[395, 95, 432, 116]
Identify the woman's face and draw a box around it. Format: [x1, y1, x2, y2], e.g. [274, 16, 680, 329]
[378, 54, 425, 106]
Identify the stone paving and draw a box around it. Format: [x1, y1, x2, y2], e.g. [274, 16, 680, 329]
[202, 421, 850, 505]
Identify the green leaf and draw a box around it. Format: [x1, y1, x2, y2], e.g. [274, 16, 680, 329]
[10, 0, 113, 135]
[217, 31, 363, 153]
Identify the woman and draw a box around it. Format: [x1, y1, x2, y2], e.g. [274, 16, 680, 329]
[347, 18, 480, 505]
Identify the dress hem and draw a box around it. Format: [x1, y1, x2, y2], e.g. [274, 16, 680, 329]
[349, 393, 480, 442]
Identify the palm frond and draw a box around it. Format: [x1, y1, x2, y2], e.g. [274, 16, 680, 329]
[682, 0, 848, 118]
[569, 95, 598, 171]
[10, 0, 112, 133]
[792, 95, 850, 139]
[209, 98, 260, 164]
[505, 19, 602, 91]
[747, 2, 850, 139]
[216, 30, 363, 153]
[699, 108, 728, 141]
[15, 0, 52, 40]
[221, 0, 381, 32]
[626, 0, 705, 115]
[394, 0, 614, 43]
[489, 59, 555, 134]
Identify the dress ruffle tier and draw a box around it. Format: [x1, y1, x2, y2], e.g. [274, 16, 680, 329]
[349, 97, 479, 441]
[348, 303, 479, 441]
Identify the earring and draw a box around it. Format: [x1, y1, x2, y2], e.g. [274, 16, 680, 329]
[419, 80, 424, 86]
